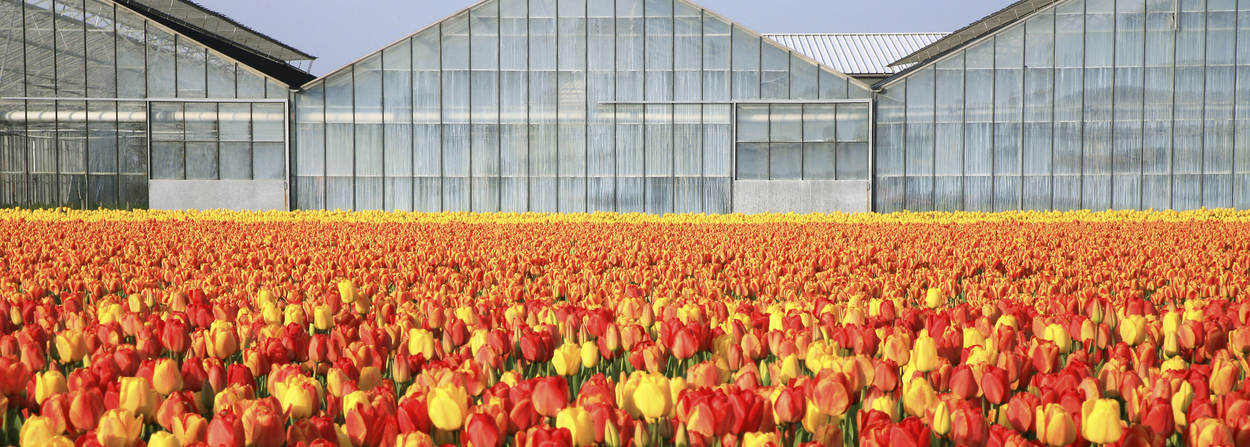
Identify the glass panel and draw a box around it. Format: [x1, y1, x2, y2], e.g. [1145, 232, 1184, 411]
[736, 142, 767, 180]
[732, 27, 760, 99]
[803, 143, 835, 180]
[84, 0, 115, 98]
[836, 143, 868, 180]
[803, 105, 835, 143]
[146, 26, 176, 98]
[736, 104, 768, 142]
[769, 143, 800, 180]
[471, 1, 499, 71]
[207, 53, 237, 98]
[253, 142, 284, 180]
[176, 35, 206, 98]
[115, 9, 145, 98]
[761, 44, 789, 99]
[769, 105, 801, 143]
[54, 0, 87, 98]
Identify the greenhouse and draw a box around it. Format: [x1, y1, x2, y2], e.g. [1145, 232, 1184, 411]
[2, 0, 1250, 213]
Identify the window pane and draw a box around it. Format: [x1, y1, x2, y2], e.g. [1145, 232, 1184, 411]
[736, 142, 767, 179]
[803, 143, 835, 180]
[736, 104, 768, 142]
[769, 105, 801, 142]
[769, 143, 801, 179]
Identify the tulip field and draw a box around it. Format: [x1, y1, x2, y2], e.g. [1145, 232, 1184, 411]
[7, 208, 1250, 447]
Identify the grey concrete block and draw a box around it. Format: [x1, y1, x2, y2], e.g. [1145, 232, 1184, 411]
[149, 180, 288, 211]
[732, 180, 870, 214]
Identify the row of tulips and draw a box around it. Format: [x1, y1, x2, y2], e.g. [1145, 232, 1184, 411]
[4, 209, 1250, 446]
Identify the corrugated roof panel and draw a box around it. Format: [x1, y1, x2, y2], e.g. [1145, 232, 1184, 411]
[889, 0, 1060, 67]
[764, 33, 948, 76]
[115, 0, 315, 62]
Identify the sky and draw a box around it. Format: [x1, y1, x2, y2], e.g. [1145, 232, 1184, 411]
[202, 0, 1013, 77]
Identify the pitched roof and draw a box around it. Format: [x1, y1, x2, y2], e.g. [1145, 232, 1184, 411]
[765, 33, 948, 76]
[889, 0, 1061, 67]
[113, 0, 316, 86]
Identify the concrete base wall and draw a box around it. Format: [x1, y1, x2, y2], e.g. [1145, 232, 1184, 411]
[732, 180, 870, 214]
[149, 180, 288, 211]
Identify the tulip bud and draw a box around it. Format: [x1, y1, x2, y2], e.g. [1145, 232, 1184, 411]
[552, 342, 582, 377]
[206, 321, 239, 360]
[55, 330, 86, 363]
[580, 341, 599, 369]
[932, 401, 951, 435]
[20, 415, 60, 447]
[97, 409, 143, 447]
[634, 374, 672, 420]
[148, 432, 180, 447]
[556, 406, 595, 446]
[1035, 403, 1076, 447]
[1081, 399, 1123, 444]
[1119, 315, 1146, 346]
[911, 330, 939, 373]
[338, 280, 357, 303]
[313, 305, 334, 331]
[34, 370, 67, 406]
[1173, 381, 1195, 428]
[925, 288, 942, 308]
[173, 413, 208, 445]
[427, 383, 469, 431]
[118, 377, 158, 421]
[153, 358, 183, 395]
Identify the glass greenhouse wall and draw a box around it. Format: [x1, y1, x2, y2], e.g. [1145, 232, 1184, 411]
[0, 0, 290, 209]
[293, 0, 873, 213]
[875, 0, 1250, 212]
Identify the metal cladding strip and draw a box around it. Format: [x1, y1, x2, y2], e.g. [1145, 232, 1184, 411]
[764, 33, 948, 77]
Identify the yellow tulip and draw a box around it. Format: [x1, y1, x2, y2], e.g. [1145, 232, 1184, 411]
[20, 416, 60, 447]
[911, 330, 939, 373]
[552, 342, 582, 377]
[1080, 399, 1123, 444]
[313, 305, 334, 331]
[1173, 381, 1195, 428]
[633, 374, 672, 420]
[1042, 324, 1072, 353]
[427, 383, 469, 431]
[924, 288, 942, 308]
[338, 280, 357, 303]
[152, 358, 183, 395]
[408, 329, 435, 359]
[743, 432, 779, 447]
[1118, 315, 1146, 346]
[96, 409, 143, 447]
[118, 377, 157, 420]
[580, 341, 600, 369]
[932, 401, 951, 436]
[148, 432, 180, 447]
[902, 377, 936, 418]
[205, 321, 239, 359]
[1035, 403, 1076, 447]
[556, 406, 595, 446]
[34, 370, 67, 406]
[54, 330, 86, 363]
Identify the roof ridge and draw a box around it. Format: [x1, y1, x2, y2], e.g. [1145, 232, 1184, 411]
[764, 32, 949, 36]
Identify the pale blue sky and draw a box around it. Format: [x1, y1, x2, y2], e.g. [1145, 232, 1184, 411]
[202, 0, 1013, 76]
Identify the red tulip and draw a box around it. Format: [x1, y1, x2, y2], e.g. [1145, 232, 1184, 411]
[286, 416, 338, 446]
[980, 365, 1009, 405]
[466, 413, 502, 447]
[207, 410, 246, 447]
[242, 398, 286, 447]
[950, 407, 988, 447]
[532, 377, 570, 418]
[772, 386, 806, 424]
[517, 425, 573, 447]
